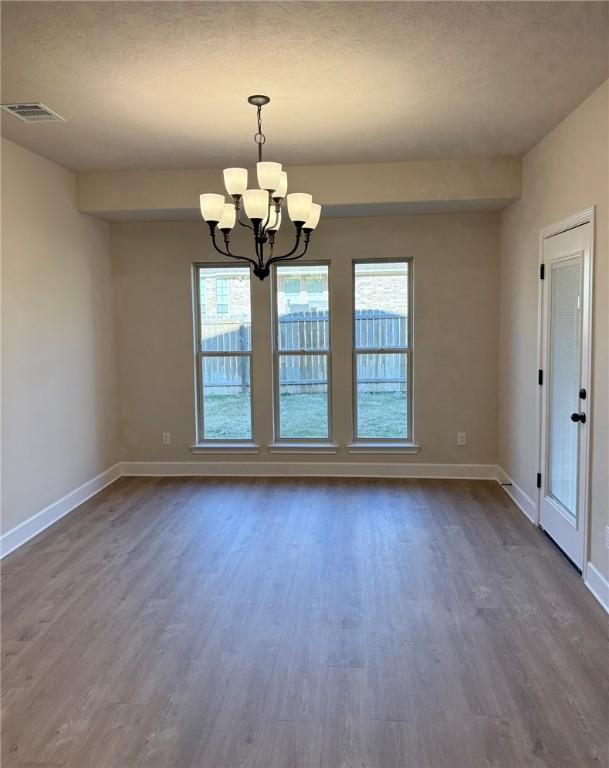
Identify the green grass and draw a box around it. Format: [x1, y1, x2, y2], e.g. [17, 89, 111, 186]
[356, 391, 408, 439]
[279, 393, 328, 438]
[202, 391, 407, 440]
[202, 391, 253, 439]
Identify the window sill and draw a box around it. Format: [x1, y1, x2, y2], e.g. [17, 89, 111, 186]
[268, 442, 339, 454]
[347, 442, 420, 454]
[190, 443, 260, 454]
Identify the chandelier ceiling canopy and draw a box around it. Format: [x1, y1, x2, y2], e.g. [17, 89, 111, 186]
[199, 95, 321, 280]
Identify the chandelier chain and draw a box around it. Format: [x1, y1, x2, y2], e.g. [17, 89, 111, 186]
[254, 105, 266, 162]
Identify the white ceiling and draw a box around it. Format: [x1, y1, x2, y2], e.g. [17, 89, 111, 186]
[1, 1, 608, 171]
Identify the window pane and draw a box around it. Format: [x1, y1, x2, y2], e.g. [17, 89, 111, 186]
[547, 256, 581, 518]
[201, 355, 251, 439]
[278, 354, 328, 438]
[354, 262, 408, 349]
[200, 276, 207, 315]
[356, 352, 408, 439]
[284, 278, 301, 296]
[199, 267, 251, 352]
[216, 278, 229, 314]
[306, 277, 324, 294]
[277, 265, 329, 350]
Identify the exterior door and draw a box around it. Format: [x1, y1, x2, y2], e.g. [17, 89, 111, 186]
[539, 220, 592, 569]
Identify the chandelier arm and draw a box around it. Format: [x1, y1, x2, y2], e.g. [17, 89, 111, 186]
[251, 222, 264, 266]
[262, 192, 281, 232]
[266, 226, 304, 266]
[223, 239, 260, 269]
[262, 204, 280, 235]
[268, 230, 277, 254]
[261, 209, 270, 234]
[209, 227, 257, 269]
[235, 201, 254, 231]
[270, 238, 310, 265]
[257, 236, 267, 269]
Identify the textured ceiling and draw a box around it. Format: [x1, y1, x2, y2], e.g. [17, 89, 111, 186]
[1, 1, 608, 171]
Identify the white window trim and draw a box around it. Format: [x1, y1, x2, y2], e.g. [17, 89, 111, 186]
[271, 261, 334, 444]
[268, 442, 339, 454]
[347, 442, 420, 454]
[352, 257, 414, 445]
[193, 263, 255, 445]
[190, 442, 260, 454]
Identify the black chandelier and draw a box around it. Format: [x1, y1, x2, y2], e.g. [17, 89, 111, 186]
[199, 95, 321, 280]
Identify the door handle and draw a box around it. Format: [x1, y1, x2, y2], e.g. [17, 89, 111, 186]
[570, 412, 586, 423]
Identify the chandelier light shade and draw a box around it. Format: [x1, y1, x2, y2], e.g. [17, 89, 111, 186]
[267, 211, 282, 231]
[218, 203, 236, 231]
[243, 188, 269, 221]
[304, 203, 322, 231]
[199, 94, 321, 280]
[273, 171, 288, 200]
[287, 193, 313, 224]
[222, 168, 248, 197]
[200, 193, 225, 223]
[256, 161, 282, 191]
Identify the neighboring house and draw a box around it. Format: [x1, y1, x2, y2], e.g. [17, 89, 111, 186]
[199, 264, 408, 321]
[200, 269, 250, 321]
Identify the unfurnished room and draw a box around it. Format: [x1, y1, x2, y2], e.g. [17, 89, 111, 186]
[1, 2, 608, 766]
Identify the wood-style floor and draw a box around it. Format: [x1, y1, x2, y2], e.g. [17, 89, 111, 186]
[2, 477, 608, 767]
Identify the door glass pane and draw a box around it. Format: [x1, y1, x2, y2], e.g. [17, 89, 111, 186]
[277, 265, 329, 350]
[356, 352, 408, 438]
[354, 262, 409, 349]
[199, 267, 251, 352]
[547, 256, 581, 519]
[202, 355, 251, 439]
[278, 354, 328, 438]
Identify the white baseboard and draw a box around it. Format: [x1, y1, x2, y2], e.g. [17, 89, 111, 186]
[120, 460, 498, 480]
[0, 463, 122, 558]
[4, 458, 607, 615]
[494, 466, 537, 523]
[0, 461, 534, 559]
[584, 562, 609, 614]
[494, 470, 609, 615]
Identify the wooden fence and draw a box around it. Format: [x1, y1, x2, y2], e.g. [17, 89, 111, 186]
[201, 310, 407, 394]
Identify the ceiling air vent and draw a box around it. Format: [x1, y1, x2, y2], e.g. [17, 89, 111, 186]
[1, 103, 65, 123]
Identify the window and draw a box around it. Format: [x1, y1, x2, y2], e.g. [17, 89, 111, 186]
[279, 277, 301, 314]
[306, 277, 324, 294]
[199, 275, 207, 315]
[283, 278, 301, 296]
[193, 259, 413, 450]
[274, 264, 330, 440]
[305, 275, 327, 310]
[194, 266, 252, 441]
[353, 260, 412, 441]
[216, 278, 230, 314]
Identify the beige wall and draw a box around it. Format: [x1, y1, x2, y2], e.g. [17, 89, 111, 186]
[499, 81, 609, 577]
[111, 212, 500, 465]
[1, 139, 120, 534]
[78, 157, 521, 220]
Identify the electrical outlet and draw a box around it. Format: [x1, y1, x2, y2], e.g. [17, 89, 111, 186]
[162, 432, 171, 445]
[457, 432, 467, 446]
